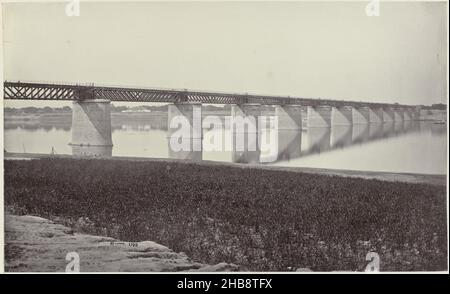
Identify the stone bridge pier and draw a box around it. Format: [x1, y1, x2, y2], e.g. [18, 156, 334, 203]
[331, 106, 353, 126]
[403, 108, 413, 121]
[70, 99, 113, 157]
[274, 105, 303, 130]
[352, 106, 370, 124]
[307, 106, 332, 128]
[274, 105, 302, 162]
[167, 102, 203, 161]
[394, 108, 404, 122]
[383, 108, 395, 123]
[369, 108, 384, 123]
[230, 104, 261, 163]
[411, 108, 421, 120]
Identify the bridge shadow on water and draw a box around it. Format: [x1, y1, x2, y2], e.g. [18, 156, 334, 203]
[4, 117, 429, 164]
[150, 120, 423, 164]
[65, 120, 425, 163]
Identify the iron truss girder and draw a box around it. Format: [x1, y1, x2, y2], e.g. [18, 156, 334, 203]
[3, 81, 414, 108]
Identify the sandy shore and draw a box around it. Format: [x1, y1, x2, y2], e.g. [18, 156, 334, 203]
[4, 212, 240, 272]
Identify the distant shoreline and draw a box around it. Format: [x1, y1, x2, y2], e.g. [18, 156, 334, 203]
[4, 109, 447, 120]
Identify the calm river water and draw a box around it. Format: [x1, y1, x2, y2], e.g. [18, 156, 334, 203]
[4, 114, 447, 175]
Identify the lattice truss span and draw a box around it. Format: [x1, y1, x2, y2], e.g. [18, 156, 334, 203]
[4, 83, 78, 100]
[3, 81, 413, 109]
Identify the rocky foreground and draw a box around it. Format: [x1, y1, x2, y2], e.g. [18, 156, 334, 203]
[5, 214, 240, 272]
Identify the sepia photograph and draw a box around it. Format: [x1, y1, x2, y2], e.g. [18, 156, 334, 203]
[0, 0, 448, 278]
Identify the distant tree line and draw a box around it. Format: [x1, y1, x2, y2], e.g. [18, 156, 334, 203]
[419, 103, 447, 110]
[109, 104, 169, 113]
[4, 106, 72, 114]
[8, 103, 442, 114]
[4, 104, 229, 114]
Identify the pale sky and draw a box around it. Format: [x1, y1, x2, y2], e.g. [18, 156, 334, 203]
[2, 1, 448, 108]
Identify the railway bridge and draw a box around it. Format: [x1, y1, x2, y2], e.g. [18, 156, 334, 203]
[4, 81, 420, 157]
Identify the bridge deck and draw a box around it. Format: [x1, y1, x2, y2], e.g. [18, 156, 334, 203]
[3, 81, 411, 108]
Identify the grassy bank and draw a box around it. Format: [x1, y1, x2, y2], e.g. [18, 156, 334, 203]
[4, 158, 447, 271]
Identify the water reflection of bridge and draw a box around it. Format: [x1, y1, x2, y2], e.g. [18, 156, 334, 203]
[6, 81, 422, 159]
[169, 120, 423, 163]
[302, 121, 419, 156]
[5, 117, 430, 162]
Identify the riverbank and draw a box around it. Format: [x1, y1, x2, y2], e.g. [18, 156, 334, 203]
[4, 158, 447, 271]
[5, 212, 240, 272]
[4, 151, 446, 186]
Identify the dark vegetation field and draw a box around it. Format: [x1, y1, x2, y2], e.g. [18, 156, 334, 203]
[4, 158, 447, 271]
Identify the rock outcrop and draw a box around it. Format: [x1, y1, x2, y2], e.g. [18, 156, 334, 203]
[5, 214, 240, 272]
